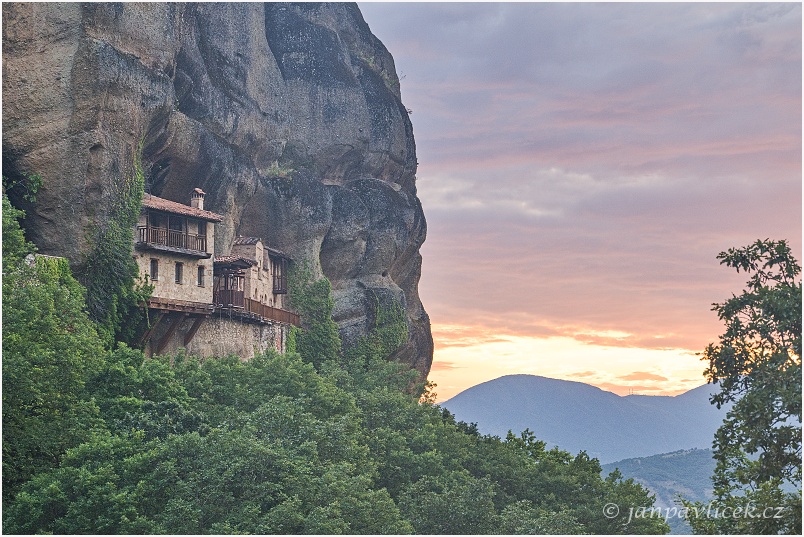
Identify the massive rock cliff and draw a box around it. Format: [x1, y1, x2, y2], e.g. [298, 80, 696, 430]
[2, 2, 433, 376]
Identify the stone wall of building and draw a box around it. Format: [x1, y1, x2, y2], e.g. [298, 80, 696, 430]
[145, 314, 288, 359]
[134, 211, 216, 304]
[134, 251, 213, 303]
[230, 238, 289, 310]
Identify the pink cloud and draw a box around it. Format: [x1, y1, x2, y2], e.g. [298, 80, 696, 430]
[618, 372, 670, 382]
[430, 361, 463, 372]
[593, 382, 686, 397]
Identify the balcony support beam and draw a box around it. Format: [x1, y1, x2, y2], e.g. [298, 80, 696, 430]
[138, 311, 165, 347]
[156, 313, 188, 355]
[183, 315, 205, 346]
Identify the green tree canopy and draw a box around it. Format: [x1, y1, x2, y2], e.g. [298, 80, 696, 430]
[686, 239, 802, 534]
[2, 194, 107, 503]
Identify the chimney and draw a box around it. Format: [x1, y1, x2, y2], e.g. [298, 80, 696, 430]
[190, 188, 205, 210]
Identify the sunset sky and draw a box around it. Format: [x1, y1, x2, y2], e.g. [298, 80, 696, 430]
[359, 2, 802, 402]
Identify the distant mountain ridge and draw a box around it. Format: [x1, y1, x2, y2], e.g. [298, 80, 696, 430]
[441, 375, 729, 463]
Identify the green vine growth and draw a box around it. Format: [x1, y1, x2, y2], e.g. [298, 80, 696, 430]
[2, 171, 42, 204]
[286, 262, 342, 369]
[343, 291, 408, 366]
[79, 142, 152, 347]
[285, 261, 410, 375]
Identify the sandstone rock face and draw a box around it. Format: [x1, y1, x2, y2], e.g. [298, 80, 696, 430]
[2, 2, 432, 376]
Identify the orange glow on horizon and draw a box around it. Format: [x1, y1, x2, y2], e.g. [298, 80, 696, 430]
[426, 322, 710, 403]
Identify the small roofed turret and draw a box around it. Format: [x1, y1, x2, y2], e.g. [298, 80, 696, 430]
[190, 188, 206, 210]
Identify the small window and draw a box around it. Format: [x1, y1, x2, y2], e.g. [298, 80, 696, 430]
[150, 259, 159, 281]
[197, 266, 205, 287]
[175, 262, 183, 284]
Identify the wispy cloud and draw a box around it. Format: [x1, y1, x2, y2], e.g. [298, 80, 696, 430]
[618, 372, 670, 382]
[595, 382, 684, 397]
[430, 360, 462, 372]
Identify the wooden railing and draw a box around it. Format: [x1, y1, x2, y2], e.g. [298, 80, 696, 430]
[212, 289, 299, 326]
[145, 296, 214, 315]
[214, 288, 245, 308]
[244, 297, 299, 326]
[138, 226, 207, 253]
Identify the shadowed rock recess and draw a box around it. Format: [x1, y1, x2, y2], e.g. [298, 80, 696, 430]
[2, 2, 433, 376]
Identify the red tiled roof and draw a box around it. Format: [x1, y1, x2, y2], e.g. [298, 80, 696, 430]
[232, 236, 292, 260]
[233, 236, 261, 245]
[142, 194, 224, 222]
[214, 255, 256, 266]
[265, 246, 291, 260]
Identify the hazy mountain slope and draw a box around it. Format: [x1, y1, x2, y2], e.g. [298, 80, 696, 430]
[602, 449, 716, 534]
[602, 449, 715, 506]
[441, 375, 728, 463]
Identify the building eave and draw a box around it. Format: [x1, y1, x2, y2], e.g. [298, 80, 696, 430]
[135, 242, 212, 259]
[142, 194, 224, 222]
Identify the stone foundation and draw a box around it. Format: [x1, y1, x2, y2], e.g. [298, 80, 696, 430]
[145, 313, 288, 360]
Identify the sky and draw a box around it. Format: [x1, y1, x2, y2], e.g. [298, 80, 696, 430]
[358, 2, 802, 402]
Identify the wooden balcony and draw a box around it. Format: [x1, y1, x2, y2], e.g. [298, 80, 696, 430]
[145, 296, 214, 315]
[213, 289, 299, 326]
[244, 297, 299, 326]
[214, 288, 245, 308]
[136, 226, 210, 258]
